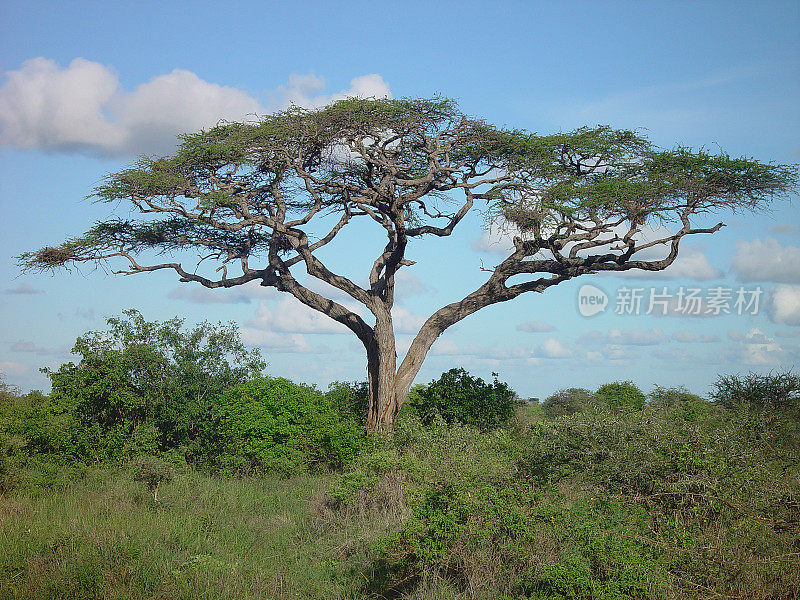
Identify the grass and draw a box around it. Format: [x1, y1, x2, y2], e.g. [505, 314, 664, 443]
[2, 401, 799, 599]
[0, 468, 368, 599]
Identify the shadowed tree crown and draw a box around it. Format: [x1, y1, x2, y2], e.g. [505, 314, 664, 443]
[19, 96, 798, 431]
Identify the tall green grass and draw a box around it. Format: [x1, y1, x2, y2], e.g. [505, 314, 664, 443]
[0, 468, 368, 599]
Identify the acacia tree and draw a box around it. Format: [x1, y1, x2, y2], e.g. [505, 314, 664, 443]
[19, 98, 797, 431]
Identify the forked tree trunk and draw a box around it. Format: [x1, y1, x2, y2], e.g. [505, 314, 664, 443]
[365, 313, 432, 432]
[363, 282, 504, 432]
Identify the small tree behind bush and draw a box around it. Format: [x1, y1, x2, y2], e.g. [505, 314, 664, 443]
[131, 454, 173, 504]
[47, 309, 266, 458]
[409, 368, 517, 430]
[541, 388, 597, 418]
[596, 381, 646, 411]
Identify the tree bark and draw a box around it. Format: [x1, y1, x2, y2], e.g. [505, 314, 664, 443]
[365, 309, 399, 432]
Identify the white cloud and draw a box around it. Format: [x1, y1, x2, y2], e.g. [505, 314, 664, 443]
[535, 337, 572, 358]
[274, 73, 391, 108]
[726, 328, 785, 366]
[672, 331, 696, 343]
[517, 320, 557, 333]
[391, 305, 427, 334]
[116, 69, 265, 155]
[767, 284, 800, 326]
[247, 297, 350, 334]
[237, 328, 316, 353]
[3, 283, 44, 294]
[0, 57, 124, 151]
[732, 239, 800, 283]
[608, 327, 666, 346]
[471, 227, 517, 255]
[613, 244, 721, 281]
[603, 345, 637, 361]
[394, 269, 433, 298]
[579, 327, 665, 346]
[0, 57, 391, 156]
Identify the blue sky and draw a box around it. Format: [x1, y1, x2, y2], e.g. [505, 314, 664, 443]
[1, 0, 799, 399]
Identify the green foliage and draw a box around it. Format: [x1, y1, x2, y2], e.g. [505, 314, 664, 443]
[124, 423, 161, 458]
[201, 378, 365, 476]
[18, 96, 797, 276]
[648, 386, 713, 423]
[0, 379, 92, 494]
[320, 381, 800, 598]
[47, 309, 265, 459]
[326, 380, 369, 426]
[711, 369, 800, 411]
[2, 371, 800, 599]
[648, 385, 704, 409]
[410, 368, 517, 430]
[130, 454, 174, 503]
[596, 381, 646, 411]
[542, 387, 597, 418]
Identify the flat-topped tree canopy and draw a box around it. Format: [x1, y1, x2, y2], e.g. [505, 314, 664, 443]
[19, 96, 798, 431]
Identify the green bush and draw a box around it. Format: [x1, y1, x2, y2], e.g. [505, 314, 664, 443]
[47, 309, 266, 458]
[326, 380, 369, 425]
[130, 454, 174, 503]
[648, 386, 713, 422]
[409, 368, 517, 430]
[711, 369, 800, 411]
[596, 381, 646, 411]
[648, 385, 703, 409]
[542, 387, 597, 418]
[201, 377, 364, 476]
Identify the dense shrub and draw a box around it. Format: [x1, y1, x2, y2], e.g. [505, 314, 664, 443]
[711, 369, 800, 411]
[323, 391, 800, 599]
[201, 377, 364, 476]
[541, 387, 597, 418]
[409, 368, 517, 430]
[596, 380, 646, 411]
[47, 309, 265, 458]
[648, 386, 714, 422]
[648, 385, 703, 408]
[326, 380, 369, 425]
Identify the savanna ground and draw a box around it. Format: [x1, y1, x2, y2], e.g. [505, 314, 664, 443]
[2, 382, 799, 600]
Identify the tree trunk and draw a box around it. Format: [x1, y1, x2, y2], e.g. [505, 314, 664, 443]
[365, 311, 399, 433]
[364, 312, 435, 432]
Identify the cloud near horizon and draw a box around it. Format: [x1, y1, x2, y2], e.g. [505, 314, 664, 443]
[732, 239, 800, 283]
[0, 57, 391, 157]
[767, 285, 800, 326]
